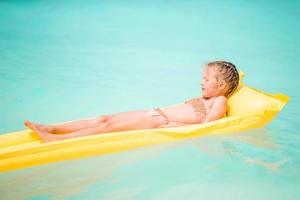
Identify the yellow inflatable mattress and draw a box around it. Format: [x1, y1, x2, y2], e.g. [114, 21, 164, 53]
[0, 72, 289, 172]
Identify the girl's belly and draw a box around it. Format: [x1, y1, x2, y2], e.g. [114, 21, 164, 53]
[160, 103, 205, 124]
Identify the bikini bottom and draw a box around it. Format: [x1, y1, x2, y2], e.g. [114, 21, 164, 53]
[147, 108, 170, 125]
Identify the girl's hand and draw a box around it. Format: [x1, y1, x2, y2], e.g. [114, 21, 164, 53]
[160, 122, 188, 128]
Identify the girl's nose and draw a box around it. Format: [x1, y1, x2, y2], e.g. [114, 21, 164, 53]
[201, 80, 205, 87]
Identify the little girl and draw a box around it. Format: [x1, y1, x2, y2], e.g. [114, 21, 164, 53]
[24, 61, 240, 142]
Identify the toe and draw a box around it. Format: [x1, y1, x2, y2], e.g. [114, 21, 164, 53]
[24, 120, 28, 126]
[25, 120, 36, 130]
[24, 120, 31, 128]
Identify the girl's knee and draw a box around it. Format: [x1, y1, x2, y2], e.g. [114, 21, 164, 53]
[104, 119, 130, 131]
[96, 115, 111, 124]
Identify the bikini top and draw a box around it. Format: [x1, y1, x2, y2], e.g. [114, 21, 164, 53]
[184, 97, 207, 119]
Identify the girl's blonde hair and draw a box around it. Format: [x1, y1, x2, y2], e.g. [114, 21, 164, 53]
[207, 61, 240, 97]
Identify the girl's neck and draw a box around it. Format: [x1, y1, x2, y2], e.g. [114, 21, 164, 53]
[200, 96, 220, 101]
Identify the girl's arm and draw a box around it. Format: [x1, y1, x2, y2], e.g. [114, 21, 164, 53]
[203, 96, 227, 123]
[160, 121, 189, 128]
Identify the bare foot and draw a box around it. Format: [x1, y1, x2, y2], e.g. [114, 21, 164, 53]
[24, 120, 34, 130]
[24, 120, 58, 142]
[23, 120, 54, 133]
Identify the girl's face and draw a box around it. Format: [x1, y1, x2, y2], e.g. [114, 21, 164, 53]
[201, 66, 226, 98]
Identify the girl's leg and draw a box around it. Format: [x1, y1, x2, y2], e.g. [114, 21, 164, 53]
[24, 116, 109, 134]
[24, 110, 148, 134]
[32, 111, 158, 142]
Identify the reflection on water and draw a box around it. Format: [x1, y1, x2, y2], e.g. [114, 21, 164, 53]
[223, 129, 280, 149]
[0, 138, 189, 199]
[220, 129, 288, 171]
[190, 128, 280, 153]
[0, 128, 288, 199]
[189, 129, 288, 171]
[243, 157, 288, 171]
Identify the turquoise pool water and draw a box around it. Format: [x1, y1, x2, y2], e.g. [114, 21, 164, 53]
[1, 0, 299, 199]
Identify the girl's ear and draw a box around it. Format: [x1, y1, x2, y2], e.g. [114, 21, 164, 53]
[218, 80, 227, 90]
